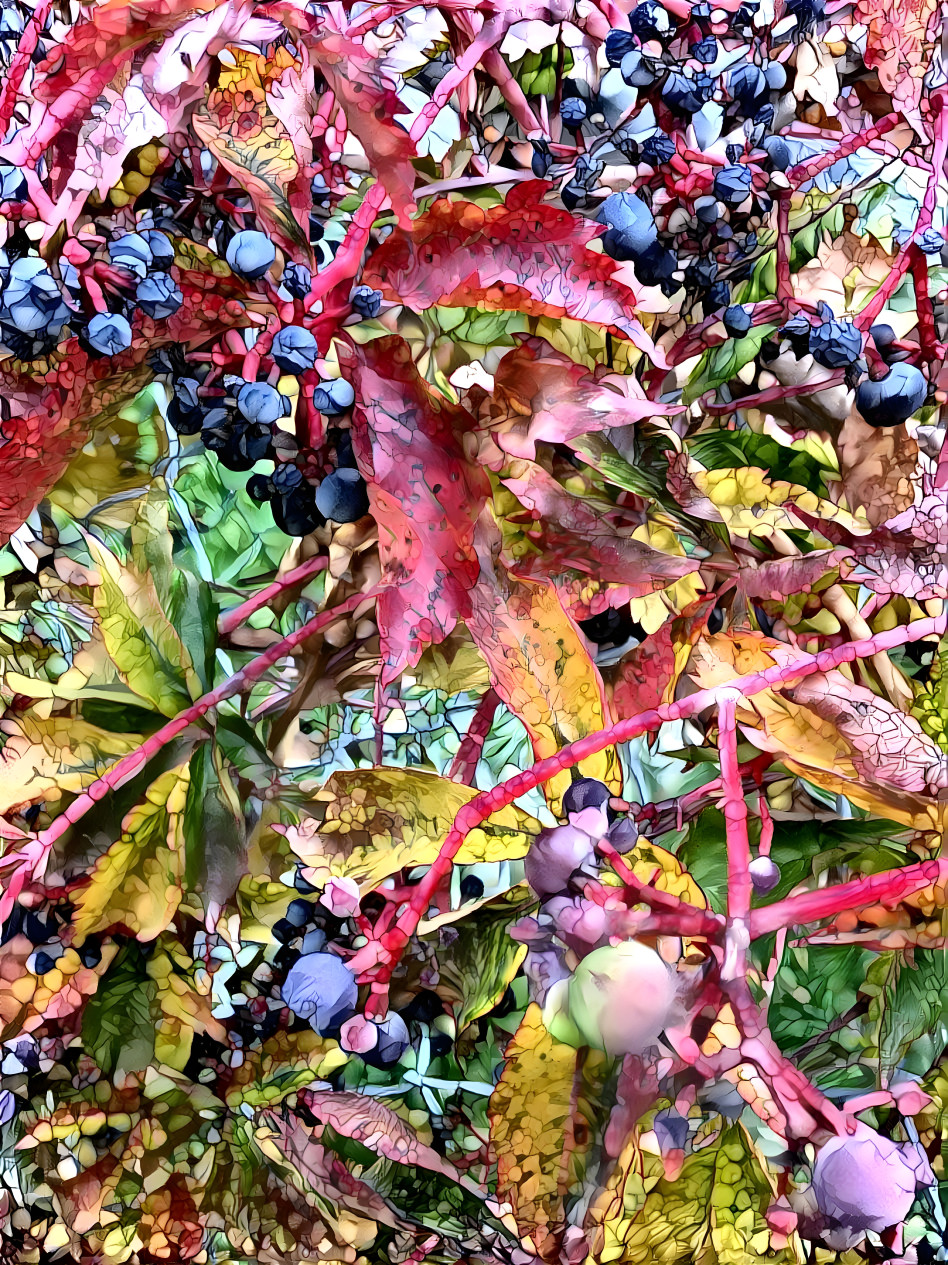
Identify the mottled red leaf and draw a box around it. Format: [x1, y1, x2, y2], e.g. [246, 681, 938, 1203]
[339, 335, 490, 687]
[476, 335, 682, 460]
[363, 183, 665, 363]
[610, 620, 678, 719]
[856, 0, 936, 108]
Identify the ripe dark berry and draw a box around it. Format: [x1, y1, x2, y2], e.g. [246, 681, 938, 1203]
[282, 262, 312, 299]
[282, 952, 358, 1033]
[33, 950, 57, 975]
[272, 487, 323, 537]
[167, 377, 204, 435]
[563, 778, 611, 816]
[361, 1012, 410, 1068]
[728, 63, 768, 110]
[642, 132, 675, 166]
[662, 69, 706, 115]
[629, 0, 674, 43]
[236, 381, 291, 425]
[271, 325, 318, 374]
[524, 824, 596, 898]
[691, 35, 717, 63]
[634, 241, 678, 287]
[762, 135, 791, 171]
[312, 377, 355, 416]
[247, 473, 273, 503]
[142, 230, 175, 269]
[708, 280, 730, 308]
[785, 0, 824, 33]
[78, 941, 102, 969]
[108, 233, 152, 278]
[286, 898, 313, 928]
[599, 191, 657, 258]
[351, 285, 383, 320]
[724, 305, 752, 337]
[459, 874, 485, 901]
[271, 463, 304, 496]
[808, 317, 862, 369]
[620, 49, 658, 87]
[561, 97, 587, 130]
[694, 195, 721, 224]
[531, 140, 553, 178]
[135, 273, 183, 319]
[0, 164, 27, 202]
[315, 469, 369, 523]
[713, 164, 753, 206]
[917, 227, 944, 255]
[605, 28, 636, 65]
[684, 255, 717, 292]
[763, 61, 787, 90]
[855, 363, 927, 427]
[225, 230, 276, 280]
[86, 312, 133, 355]
[748, 856, 780, 894]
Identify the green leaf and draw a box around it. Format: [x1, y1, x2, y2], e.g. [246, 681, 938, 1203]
[85, 532, 199, 717]
[688, 430, 834, 497]
[869, 950, 948, 1080]
[81, 946, 157, 1077]
[436, 891, 532, 1031]
[682, 325, 775, 405]
[183, 742, 246, 911]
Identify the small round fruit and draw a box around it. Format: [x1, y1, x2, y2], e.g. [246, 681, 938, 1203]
[662, 69, 705, 115]
[916, 227, 944, 255]
[619, 49, 657, 87]
[271, 325, 318, 374]
[565, 940, 677, 1055]
[524, 824, 597, 898]
[641, 132, 675, 166]
[748, 855, 780, 895]
[563, 778, 611, 816]
[762, 135, 791, 171]
[314, 469, 369, 522]
[362, 1012, 411, 1067]
[246, 473, 274, 503]
[271, 488, 324, 537]
[561, 97, 587, 130]
[0, 164, 27, 202]
[811, 1126, 932, 1240]
[225, 229, 276, 280]
[281, 951, 358, 1033]
[235, 381, 290, 425]
[282, 262, 312, 299]
[142, 229, 175, 269]
[634, 240, 677, 287]
[629, 0, 674, 43]
[351, 284, 383, 320]
[691, 35, 717, 63]
[808, 318, 862, 369]
[855, 363, 927, 427]
[713, 164, 753, 206]
[728, 63, 768, 110]
[108, 232, 152, 278]
[135, 272, 183, 319]
[605, 28, 636, 66]
[86, 312, 133, 355]
[723, 305, 752, 337]
[312, 377, 355, 416]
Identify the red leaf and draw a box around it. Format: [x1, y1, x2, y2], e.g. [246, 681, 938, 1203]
[610, 622, 678, 718]
[856, 0, 936, 108]
[478, 335, 682, 461]
[339, 335, 491, 687]
[363, 183, 666, 364]
[500, 459, 700, 593]
[0, 264, 249, 545]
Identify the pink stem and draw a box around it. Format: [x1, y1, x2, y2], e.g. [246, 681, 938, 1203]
[718, 697, 752, 929]
[408, 16, 502, 144]
[481, 48, 543, 137]
[910, 244, 941, 363]
[354, 614, 944, 1009]
[704, 369, 845, 414]
[1, 588, 380, 901]
[304, 182, 387, 315]
[775, 192, 792, 302]
[447, 688, 500, 784]
[786, 112, 900, 187]
[0, 0, 52, 127]
[598, 840, 723, 937]
[217, 556, 329, 636]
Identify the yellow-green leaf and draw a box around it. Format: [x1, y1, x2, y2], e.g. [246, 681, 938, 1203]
[72, 764, 190, 945]
[0, 715, 143, 817]
[285, 768, 541, 890]
[85, 533, 199, 717]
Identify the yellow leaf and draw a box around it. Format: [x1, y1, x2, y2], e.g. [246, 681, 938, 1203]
[284, 768, 541, 890]
[0, 714, 142, 816]
[84, 534, 199, 717]
[690, 465, 867, 539]
[468, 572, 622, 814]
[72, 764, 190, 945]
[225, 1029, 347, 1108]
[147, 938, 227, 1072]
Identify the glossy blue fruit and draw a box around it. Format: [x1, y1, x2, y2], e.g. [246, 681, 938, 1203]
[662, 69, 706, 115]
[86, 312, 133, 355]
[642, 132, 675, 166]
[708, 280, 730, 308]
[916, 227, 944, 255]
[764, 60, 787, 90]
[691, 35, 717, 63]
[315, 469, 369, 522]
[713, 163, 753, 206]
[605, 28, 636, 66]
[108, 233, 152, 278]
[599, 191, 657, 256]
[531, 140, 552, 177]
[282, 262, 312, 299]
[272, 463, 304, 495]
[225, 229, 276, 280]
[561, 97, 587, 129]
[694, 195, 720, 224]
[281, 952, 358, 1033]
[728, 63, 768, 109]
[142, 229, 175, 269]
[620, 49, 658, 87]
[855, 363, 927, 427]
[629, 0, 674, 43]
[362, 1012, 411, 1067]
[634, 241, 678, 286]
[312, 377, 355, 416]
[785, 0, 824, 31]
[135, 273, 183, 319]
[0, 164, 27, 202]
[235, 381, 290, 425]
[271, 325, 319, 374]
[723, 304, 752, 336]
[563, 778, 611, 815]
[351, 285, 383, 319]
[808, 318, 862, 369]
[762, 135, 792, 170]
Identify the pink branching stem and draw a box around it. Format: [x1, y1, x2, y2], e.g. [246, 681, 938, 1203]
[598, 840, 723, 938]
[749, 853, 948, 939]
[447, 688, 500, 784]
[0, 588, 380, 908]
[910, 244, 941, 363]
[775, 192, 792, 302]
[480, 49, 543, 137]
[758, 790, 773, 857]
[408, 15, 503, 143]
[217, 556, 329, 636]
[354, 614, 944, 1013]
[304, 181, 388, 314]
[786, 111, 900, 187]
[718, 696, 752, 937]
[704, 369, 845, 415]
[0, 0, 53, 129]
[344, 0, 478, 39]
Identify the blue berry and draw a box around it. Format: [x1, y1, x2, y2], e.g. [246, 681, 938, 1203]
[286, 898, 313, 928]
[855, 363, 927, 427]
[634, 241, 677, 287]
[808, 318, 862, 369]
[142, 230, 175, 270]
[351, 285, 383, 320]
[662, 69, 706, 115]
[785, 0, 824, 32]
[685, 256, 718, 292]
[271, 325, 318, 374]
[531, 140, 553, 177]
[599, 191, 657, 255]
[312, 377, 355, 416]
[917, 228, 944, 255]
[629, 0, 674, 43]
[561, 97, 587, 129]
[762, 135, 791, 170]
[32, 950, 57, 975]
[282, 952, 358, 1033]
[724, 305, 752, 336]
[713, 163, 753, 206]
[282, 262, 312, 299]
[271, 463, 304, 495]
[605, 28, 636, 66]
[642, 132, 675, 166]
[728, 63, 768, 110]
[272, 487, 323, 536]
[620, 49, 658, 87]
[225, 230, 276, 280]
[563, 778, 611, 815]
[753, 104, 775, 127]
[694, 195, 721, 224]
[361, 1012, 410, 1068]
[0, 8, 24, 41]
[708, 280, 730, 308]
[764, 61, 787, 90]
[315, 469, 369, 522]
[691, 36, 717, 63]
[108, 232, 152, 278]
[135, 273, 183, 320]
[247, 473, 273, 503]
[78, 941, 101, 969]
[0, 164, 27, 202]
[168, 377, 203, 434]
[2, 259, 69, 336]
[235, 381, 291, 425]
[86, 312, 133, 355]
